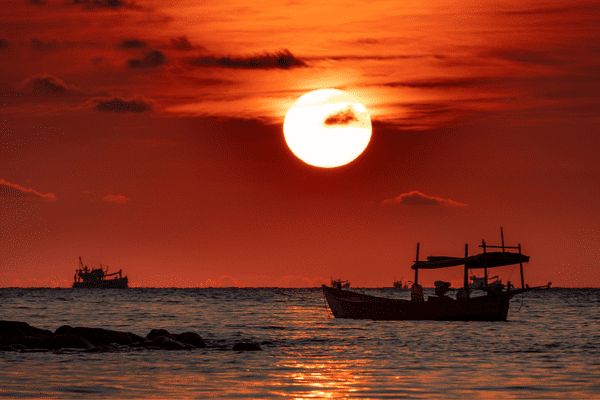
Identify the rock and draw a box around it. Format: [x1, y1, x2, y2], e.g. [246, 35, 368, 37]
[146, 329, 171, 340]
[56, 326, 143, 346]
[174, 332, 205, 348]
[39, 334, 94, 350]
[151, 335, 190, 350]
[0, 320, 52, 340]
[0, 321, 210, 353]
[232, 341, 262, 351]
[10, 335, 44, 349]
[84, 343, 121, 353]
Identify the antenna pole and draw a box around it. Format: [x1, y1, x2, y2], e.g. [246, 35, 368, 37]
[482, 239, 488, 287]
[518, 243, 525, 289]
[500, 226, 505, 252]
[463, 243, 469, 295]
[414, 242, 420, 286]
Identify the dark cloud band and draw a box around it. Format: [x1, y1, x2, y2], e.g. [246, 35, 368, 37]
[188, 49, 307, 70]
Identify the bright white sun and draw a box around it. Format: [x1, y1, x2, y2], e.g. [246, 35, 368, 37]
[283, 89, 372, 168]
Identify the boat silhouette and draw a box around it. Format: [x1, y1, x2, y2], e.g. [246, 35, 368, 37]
[323, 228, 550, 321]
[72, 257, 129, 289]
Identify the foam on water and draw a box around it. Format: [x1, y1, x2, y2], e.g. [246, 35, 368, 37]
[1, 288, 599, 398]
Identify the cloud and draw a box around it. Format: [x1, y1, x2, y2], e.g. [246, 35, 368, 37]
[487, 49, 559, 66]
[381, 190, 466, 207]
[128, 50, 166, 68]
[171, 36, 194, 51]
[94, 96, 152, 112]
[188, 49, 307, 69]
[120, 39, 146, 49]
[21, 74, 77, 96]
[324, 107, 359, 126]
[0, 178, 57, 201]
[385, 77, 494, 89]
[0, 38, 8, 49]
[102, 194, 129, 204]
[72, 0, 133, 9]
[31, 38, 59, 51]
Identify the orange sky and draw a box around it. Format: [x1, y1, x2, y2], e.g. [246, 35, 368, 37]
[1, 0, 599, 287]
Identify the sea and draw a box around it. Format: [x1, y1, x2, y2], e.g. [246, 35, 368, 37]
[0, 288, 599, 399]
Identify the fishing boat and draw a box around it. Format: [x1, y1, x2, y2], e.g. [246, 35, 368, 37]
[323, 228, 550, 321]
[72, 257, 129, 288]
[330, 278, 350, 289]
[392, 279, 409, 290]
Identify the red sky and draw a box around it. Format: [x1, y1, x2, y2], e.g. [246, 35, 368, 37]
[1, 0, 599, 287]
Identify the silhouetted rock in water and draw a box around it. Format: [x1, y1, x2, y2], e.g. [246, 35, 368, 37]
[1, 320, 252, 353]
[174, 332, 205, 348]
[0, 320, 52, 340]
[232, 341, 262, 351]
[145, 329, 205, 349]
[56, 325, 143, 346]
[146, 328, 171, 340]
[149, 335, 191, 350]
[9, 335, 44, 349]
[40, 334, 94, 350]
[84, 343, 120, 353]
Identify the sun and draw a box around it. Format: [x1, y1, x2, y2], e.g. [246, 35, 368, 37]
[283, 89, 372, 168]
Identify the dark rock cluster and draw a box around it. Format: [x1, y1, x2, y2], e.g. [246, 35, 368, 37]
[0, 320, 262, 352]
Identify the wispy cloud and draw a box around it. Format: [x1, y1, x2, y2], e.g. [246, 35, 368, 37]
[324, 107, 358, 126]
[381, 190, 466, 207]
[93, 96, 152, 112]
[0, 178, 57, 201]
[30, 38, 59, 51]
[188, 49, 307, 70]
[171, 36, 194, 51]
[120, 39, 146, 49]
[21, 74, 78, 96]
[128, 50, 166, 68]
[102, 194, 129, 204]
[72, 0, 135, 10]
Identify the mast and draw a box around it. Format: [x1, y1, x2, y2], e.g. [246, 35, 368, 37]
[482, 239, 488, 288]
[414, 242, 420, 286]
[500, 226, 505, 252]
[463, 243, 469, 296]
[518, 243, 525, 289]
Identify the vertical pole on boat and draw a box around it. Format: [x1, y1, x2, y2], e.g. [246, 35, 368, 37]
[414, 242, 420, 286]
[463, 243, 469, 294]
[500, 226, 505, 253]
[518, 243, 525, 289]
[482, 239, 488, 288]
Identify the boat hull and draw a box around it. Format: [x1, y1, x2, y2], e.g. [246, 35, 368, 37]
[72, 277, 128, 289]
[322, 285, 512, 321]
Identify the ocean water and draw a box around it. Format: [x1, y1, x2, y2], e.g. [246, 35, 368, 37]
[0, 288, 599, 399]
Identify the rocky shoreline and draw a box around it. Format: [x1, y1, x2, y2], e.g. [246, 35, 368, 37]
[0, 320, 262, 352]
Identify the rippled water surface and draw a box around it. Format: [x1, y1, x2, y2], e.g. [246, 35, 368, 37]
[1, 288, 599, 398]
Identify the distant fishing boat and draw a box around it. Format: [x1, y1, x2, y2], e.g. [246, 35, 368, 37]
[392, 279, 409, 290]
[330, 278, 350, 289]
[323, 228, 550, 321]
[72, 257, 128, 289]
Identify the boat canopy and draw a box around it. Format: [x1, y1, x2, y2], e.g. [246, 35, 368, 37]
[411, 251, 529, 270]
